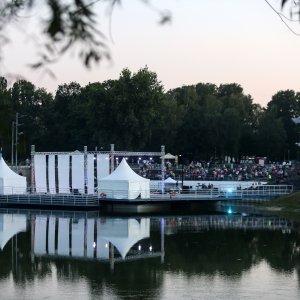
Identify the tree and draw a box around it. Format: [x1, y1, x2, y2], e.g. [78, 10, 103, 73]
[267, 90, 300, 158]
[2, 1, 298, 76]
[103, 67, 167, 150]
[256, 107, 287, 160]
[10, 80, 54, 156]
[0, 77, 13, 157]
[50, 82, 86, 151]
[0, 0, 170, 73]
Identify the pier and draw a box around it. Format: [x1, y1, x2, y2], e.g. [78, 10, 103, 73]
[0, 184, 293, 210]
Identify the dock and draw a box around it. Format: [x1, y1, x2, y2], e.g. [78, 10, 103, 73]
[0, 184, 293, 211]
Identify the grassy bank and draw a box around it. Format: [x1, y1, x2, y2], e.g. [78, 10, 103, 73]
[259, 192, 300, 222]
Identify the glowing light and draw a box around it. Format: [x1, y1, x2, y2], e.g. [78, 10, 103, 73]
[227, 208, 232, 214]
[93, 242, 96, 248]
[227, 188, 233, 193]
[105, 243, 108, 248]
[149, 245, 152, 251]
[138, 245, 141, 251]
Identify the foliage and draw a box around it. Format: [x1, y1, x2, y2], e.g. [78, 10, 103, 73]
[0, 1, 297, 73]
[0, 67, 300, 162]
[0, 0, 170, 73]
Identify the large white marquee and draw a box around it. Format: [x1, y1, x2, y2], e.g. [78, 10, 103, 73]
[98, 158, 150, 199]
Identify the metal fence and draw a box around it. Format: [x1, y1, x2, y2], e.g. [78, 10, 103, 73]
[0, 184, 294, 205]
[0, 191, 99, 207]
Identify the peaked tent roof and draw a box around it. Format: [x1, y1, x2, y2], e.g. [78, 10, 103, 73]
[101, 158, 149, 181]
[0, 156, 26, 181]
[165, 177, 177, 184]
[160, 153, 176, 159]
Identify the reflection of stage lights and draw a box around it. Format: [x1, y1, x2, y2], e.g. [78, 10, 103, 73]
[149, 245, 152, 252]
[227, 188, 233, 193]
[93, 242, 96, 248]
[227, 208, 232, 214]
[138, 245, 141, 251]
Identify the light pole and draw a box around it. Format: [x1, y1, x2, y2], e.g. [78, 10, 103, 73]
[11, 121, 15, 165]
[15, 113, 24, 168]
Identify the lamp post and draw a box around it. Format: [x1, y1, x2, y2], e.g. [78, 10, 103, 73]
[11, 121, 15, 165]
[15, 113, 25, 168]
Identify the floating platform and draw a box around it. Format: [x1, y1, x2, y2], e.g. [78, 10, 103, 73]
[0, 184, 293, 211]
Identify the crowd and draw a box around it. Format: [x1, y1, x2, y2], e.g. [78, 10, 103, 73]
[133, 158, 295, 183]
[183, 160, 292, 182]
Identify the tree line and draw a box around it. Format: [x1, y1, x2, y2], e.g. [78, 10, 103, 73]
[0, 67, 300, 163]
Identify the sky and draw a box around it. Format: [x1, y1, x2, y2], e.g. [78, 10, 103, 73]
[2, 0, 300, 107]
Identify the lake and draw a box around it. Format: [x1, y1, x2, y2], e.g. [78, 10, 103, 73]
[0, 206, 299, 300]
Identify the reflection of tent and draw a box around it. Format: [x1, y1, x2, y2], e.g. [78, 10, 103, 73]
[165, 177, 177, 184]
[0, 155, 27, 195]
[0, 214, 27, 250]
[98, 159, 150, 199]
[160, 153, 176, 159]
[98, 218, 150, 259]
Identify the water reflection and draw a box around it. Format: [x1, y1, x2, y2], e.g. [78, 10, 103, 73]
[0, 214, 26, 250]
[33, 216, 157, 269]
[0, 210, 299, 299]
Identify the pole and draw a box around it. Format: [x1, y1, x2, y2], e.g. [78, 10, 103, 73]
[161, 145, 165, 194]
[31, 145, 35, 193]
[11, 121, 14, 165]
[110, 144, 115, 174]
[84, 146, 87, 194]
[15, 113, 18, 168]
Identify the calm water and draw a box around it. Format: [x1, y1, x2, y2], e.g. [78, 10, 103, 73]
[0, 208, 299, 300]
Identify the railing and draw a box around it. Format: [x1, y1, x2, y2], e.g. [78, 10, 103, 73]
[98, 185, 293, 202]
[0, 188, 99, 207]
[0, 185, 294, 205]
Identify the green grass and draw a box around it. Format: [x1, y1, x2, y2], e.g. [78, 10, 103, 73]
[258, 192, 300, 222]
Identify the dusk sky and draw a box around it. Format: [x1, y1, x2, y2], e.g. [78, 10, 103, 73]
[2, 0, 300, 107]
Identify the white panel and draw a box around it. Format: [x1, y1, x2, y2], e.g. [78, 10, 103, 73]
[72, 219, 85, 257]
[48, 155, 56, 194]
[87, 154, 95, 194]
[34, 155, 47, 193]
[72, 154, 85, 193]
[97, 154, 110, 180]
[86, 219, 95, 258]
[58, 155, 70, 194]
[57, 218, 69, 256]
[48, 216, 56, 255]
[34, 216, 47, 255]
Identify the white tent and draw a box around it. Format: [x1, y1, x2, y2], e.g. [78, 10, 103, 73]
[160, 153, 176, 159]
[165, 177, 177, 184]
[98, 159, 150, 199]
[0, 155, 27, 195]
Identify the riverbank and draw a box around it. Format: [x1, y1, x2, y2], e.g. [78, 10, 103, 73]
[258, 192, 300, 222]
